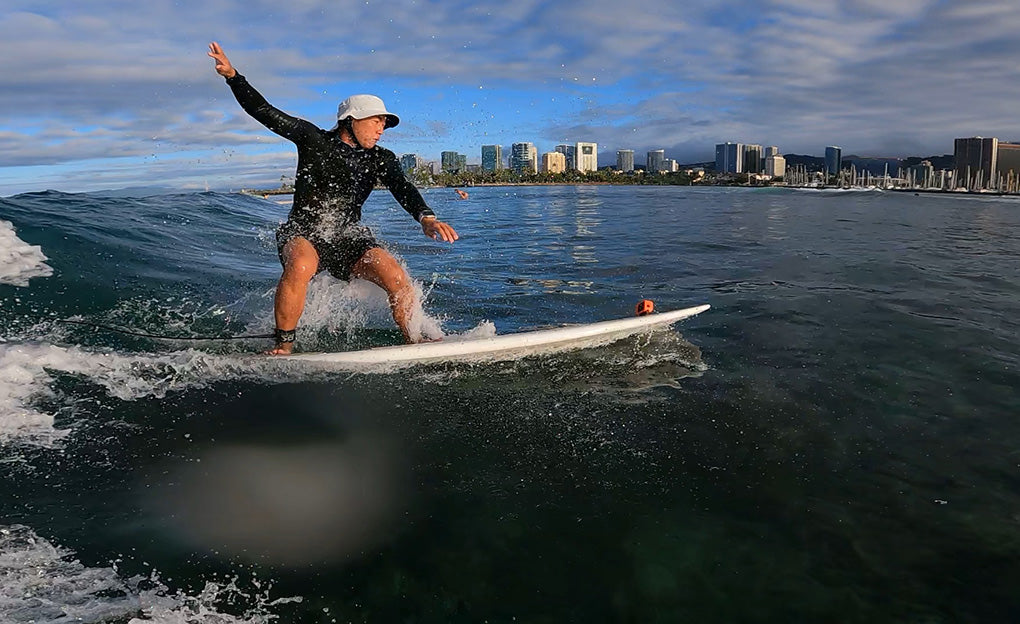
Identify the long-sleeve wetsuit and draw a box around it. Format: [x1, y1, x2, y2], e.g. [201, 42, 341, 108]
[225, 72, 435, 277]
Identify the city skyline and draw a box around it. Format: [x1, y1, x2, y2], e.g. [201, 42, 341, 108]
[3, 1, 1020, 195]
[402, 133, 1019, 185]
[417, 130, 1020, 172]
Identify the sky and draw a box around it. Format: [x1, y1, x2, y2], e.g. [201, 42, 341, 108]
[2, 0, 1020, 195]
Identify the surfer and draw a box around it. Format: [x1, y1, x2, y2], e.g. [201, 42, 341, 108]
[207, 42, 458, 354]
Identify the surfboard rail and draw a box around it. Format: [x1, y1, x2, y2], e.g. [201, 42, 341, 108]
[278, 304, 710, 365]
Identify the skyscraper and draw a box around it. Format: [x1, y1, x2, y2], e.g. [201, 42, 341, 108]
[764, 146, 780, 159]
[441, 151, 465, 174]
[647, 150, 665, 173]
[400, 153, 425, 173]
[511, 142, 538, 174]
[542, 151, 566, 173]
[575, 142, 598, 173]
[765, 154, 786, 179]
[555, 144, 576, 171]
[743, 144, 763, 174]
[481, 145, 503, 172]
[954, 137, 998, 189]
[824, 146, 842, 177]
[996, 141, 1020, 182]
[715, 142, 743, 173]
[617, 150, 635, 172]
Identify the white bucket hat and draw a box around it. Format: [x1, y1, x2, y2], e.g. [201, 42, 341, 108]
[331, 94, 400, 130]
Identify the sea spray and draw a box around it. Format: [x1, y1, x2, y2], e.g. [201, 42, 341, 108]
[0, 220, 53, 287]
[0, 524, 302, 623]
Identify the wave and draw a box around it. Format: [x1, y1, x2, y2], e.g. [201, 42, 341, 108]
[0, 189, 706, 451]
[0, 524, 300, 623]
[0, 324, 704, 449]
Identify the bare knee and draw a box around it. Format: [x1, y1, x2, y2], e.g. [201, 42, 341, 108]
[281, 239, 319, 283]
[353, 248, 412, 295]
[283, 260, 316, 283]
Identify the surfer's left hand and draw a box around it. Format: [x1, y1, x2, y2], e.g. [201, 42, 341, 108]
[207, 42, 236, 79]
[422, 217, 458, 242]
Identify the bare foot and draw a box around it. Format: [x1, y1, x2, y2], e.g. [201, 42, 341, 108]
[265, 342, 294, 355]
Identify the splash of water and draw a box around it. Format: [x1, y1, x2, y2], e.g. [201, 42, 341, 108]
[0, 524, 300, 623]
[0, 220, 53, 287]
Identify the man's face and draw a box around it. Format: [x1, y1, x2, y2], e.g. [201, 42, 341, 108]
[351, 115, 387, 148]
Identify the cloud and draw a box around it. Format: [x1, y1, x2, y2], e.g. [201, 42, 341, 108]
[1, 0, 1020, 192]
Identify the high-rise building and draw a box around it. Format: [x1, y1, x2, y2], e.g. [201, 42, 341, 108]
[542, 151, 566, 174]
[824, 146, 842, 176]
[441, 151, 466, 174]
[743, 144, 763, 174]
[715, 142, 743, 173]
[996, 141, 1020, 181]
[647, 149, 665, 173]
[765, 154, 786, 179]
[954, 137, 998, 189]
[555, 144, 576, 171]
[575, 142, 598, 173]
[617, 150, 635, 172]
[400, 153, 426, 173]
[440, 151, 456, 173]
[511, 142, 538, 174]
[764, 146, 781, 159]
[481, 145, 503, 172]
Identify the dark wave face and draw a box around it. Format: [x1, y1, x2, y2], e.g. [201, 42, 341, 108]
[0, 185, 1018, 622]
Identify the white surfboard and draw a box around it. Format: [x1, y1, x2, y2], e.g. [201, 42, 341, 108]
[279, 304, 709, 366]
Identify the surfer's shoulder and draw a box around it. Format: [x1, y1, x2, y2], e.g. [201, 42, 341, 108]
[373, 145, 398, 160]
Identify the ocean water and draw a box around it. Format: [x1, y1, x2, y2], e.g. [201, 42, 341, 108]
[0, 185, 1018, 622]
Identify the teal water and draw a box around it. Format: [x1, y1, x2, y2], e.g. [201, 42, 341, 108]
[0, 186, 1018, 622]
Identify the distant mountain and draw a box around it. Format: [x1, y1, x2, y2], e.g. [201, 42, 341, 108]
[677, 160, 714, 171]
[783, 154, 824, 169]
[780, 153, 956, 176]
[842, 156, 902, 176]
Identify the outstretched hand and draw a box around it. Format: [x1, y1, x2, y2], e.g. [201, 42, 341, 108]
[207, 41, 236, 79]
[422, 217, 458, 242]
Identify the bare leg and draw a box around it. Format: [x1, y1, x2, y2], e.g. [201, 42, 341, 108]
[350, 247, 421, 343]
[269, 238, 319, 355]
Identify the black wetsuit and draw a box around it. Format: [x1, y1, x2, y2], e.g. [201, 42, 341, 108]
[225, 73, 435, 279]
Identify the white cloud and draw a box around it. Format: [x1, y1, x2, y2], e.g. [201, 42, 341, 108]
[1, 0, 1020, 192]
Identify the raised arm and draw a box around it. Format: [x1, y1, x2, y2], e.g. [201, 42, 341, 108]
[207, 41, 315, 143]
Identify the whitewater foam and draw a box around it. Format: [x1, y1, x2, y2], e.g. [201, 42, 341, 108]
[0, 274, 447, 447]
[0, 220, 53, 287]
[0, 342, 292, 447]
[0, 524, 300, 623]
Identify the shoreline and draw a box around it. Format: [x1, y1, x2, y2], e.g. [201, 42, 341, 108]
[239, 182, 1020, 197]
[239, 181, 618, 196]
